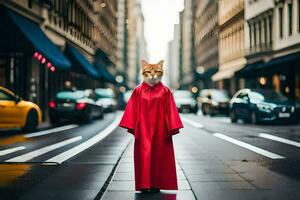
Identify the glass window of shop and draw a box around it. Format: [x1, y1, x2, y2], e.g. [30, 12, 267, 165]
[296, 74, 300, 101]
[0, 59, 7, 86]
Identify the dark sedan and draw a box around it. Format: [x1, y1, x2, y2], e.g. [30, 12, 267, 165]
[49, 89, 104, 124]
[230, 88, 298, 124]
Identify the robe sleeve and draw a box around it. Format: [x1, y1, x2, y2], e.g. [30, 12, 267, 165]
[165, 90, 184, 136]
[119, 89, 137, 135]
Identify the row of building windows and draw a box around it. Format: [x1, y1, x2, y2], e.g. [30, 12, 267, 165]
[219, 21, 244, 62]
[277, 0, 300, 39]
[46, 0, 117, 54]
[248, 13, 273, 52]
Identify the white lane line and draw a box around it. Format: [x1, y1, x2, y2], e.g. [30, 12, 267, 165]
[46, 113, 122, 164]
[180, 117, 204, 128]
[25, 124, 79, 138]
[213, 133, 285, 159]
[6, 136, 82, 162]
[259, 133, 300, 148]
[0, 146, 26, 156]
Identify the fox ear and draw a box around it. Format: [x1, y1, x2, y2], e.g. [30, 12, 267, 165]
[157, 60, 164, 67]
[141, 60, 148, 68]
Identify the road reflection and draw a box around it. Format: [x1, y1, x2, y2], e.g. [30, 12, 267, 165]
[0, 164, 31, 187]
[0, 135, 30, 146]
[135, 192, 177, 200]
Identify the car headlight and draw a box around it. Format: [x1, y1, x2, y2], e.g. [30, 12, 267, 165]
[291, 106, 295, 113]
[257, 103, 273, 112]
[212, 101, 219, 106]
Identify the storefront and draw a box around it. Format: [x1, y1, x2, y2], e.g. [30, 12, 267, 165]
[0, 5, 71, 120]
[237, 52, 300, 102]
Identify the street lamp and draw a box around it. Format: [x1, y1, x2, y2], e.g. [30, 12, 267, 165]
[115, 75, 124, 84]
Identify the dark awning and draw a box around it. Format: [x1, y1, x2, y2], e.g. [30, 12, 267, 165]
[4, 7, 71, 70]
[94, 62, 116, 83]
[257, 52, 300, 72]
[237, 52, 300, 78]
[236, 61, 264, 78]
[196, 66, 218, 79]
[65, 44, 100, 78]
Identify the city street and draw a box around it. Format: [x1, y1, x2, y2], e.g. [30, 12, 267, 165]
[0, 112, 300, 200]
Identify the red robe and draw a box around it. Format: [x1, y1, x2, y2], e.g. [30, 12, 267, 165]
[119, 81, 184, 190]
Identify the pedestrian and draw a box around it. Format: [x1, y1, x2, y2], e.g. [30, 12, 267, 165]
[119, 60, 184, 193]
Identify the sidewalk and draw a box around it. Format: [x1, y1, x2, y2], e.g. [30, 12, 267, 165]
[101, 140, 196, 200]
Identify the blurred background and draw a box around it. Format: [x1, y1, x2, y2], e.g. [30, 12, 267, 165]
[0, 0, 299, 128]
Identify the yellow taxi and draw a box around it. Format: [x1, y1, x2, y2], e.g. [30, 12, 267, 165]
[0, 86, 42, 131]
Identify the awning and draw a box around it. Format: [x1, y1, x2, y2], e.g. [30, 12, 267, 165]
[257, 52, 300, 72]
[196, 66, 218, 79]
[65, 44, 100, 78]
[94, 62, 116, 83]
[212, 59, 246, 81]
[237, 52, 300, 78]
[5, 7, 71, 70]
[236, 61, 264, 78]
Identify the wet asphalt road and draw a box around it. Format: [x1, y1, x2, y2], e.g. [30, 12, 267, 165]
[0, 112, 300, 199]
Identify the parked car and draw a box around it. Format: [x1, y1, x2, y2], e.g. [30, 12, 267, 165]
[95, 88, 117, 112]
[230, 88, 298, 124]
[198, 89, 230, 116]
[173, 90, 198, 113]
[49, 89, 104, 124]
[0, 85, 42, 131]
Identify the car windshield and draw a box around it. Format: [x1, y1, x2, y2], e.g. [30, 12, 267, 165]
[56, 91, 85, 100]
[173, 90, 193, 99]
[250, 90, 288, 102]
[211, 90, 229, 100]
[95, 89, 114, 98]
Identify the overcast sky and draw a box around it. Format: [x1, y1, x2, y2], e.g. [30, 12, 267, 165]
[141, 0, 184, 63]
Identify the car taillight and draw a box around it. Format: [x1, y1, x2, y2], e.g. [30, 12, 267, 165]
[49, 101, 56, 108]
[76, 102, 87, 110]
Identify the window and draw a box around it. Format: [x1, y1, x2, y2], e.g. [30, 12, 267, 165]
[264, 18, 268, 47]
[0, 91, 14, 101]
[298, 0, 300, 32]
[279, 7, 283, 38]
[288, 3, 293, 35]
[269, 15, 273, 45]
[249, 23, 253, 50]
[253, 23, 257, 48]
[258, 20, 262, 47]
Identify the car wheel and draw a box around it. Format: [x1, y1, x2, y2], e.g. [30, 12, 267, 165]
[98, 109, 104, 119]
[202, 106, 207, 115]
[250, 112, 258, 124]
[23, 109, 38, 132]
[230, 110, 237, 123]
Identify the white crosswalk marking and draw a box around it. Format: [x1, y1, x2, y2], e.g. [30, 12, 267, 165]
[181, 117, 204, 128]
[46, 113, 122, 164]
[25, 124, 79, 138]
[6, 136, 82, 162]
[0, 146, 26, 156]
[259, 133, 300, 148]
[213, 133, 285, 159]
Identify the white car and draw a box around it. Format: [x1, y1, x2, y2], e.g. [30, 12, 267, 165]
[95, 88, 117, 112]
[173, 90, 198, 113]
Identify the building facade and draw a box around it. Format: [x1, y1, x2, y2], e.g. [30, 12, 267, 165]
[179, 0, 194, 89]
[0, 0, 119, 119]
[212, 0, 246, 95]
[193, 0, 219, 90]
[125, 0, 147, 89]
[167, 24, 181, 90]
[239, 0, 300, 101]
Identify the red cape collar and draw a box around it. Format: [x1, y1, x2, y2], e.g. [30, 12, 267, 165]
[141, 81, 163, 92]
